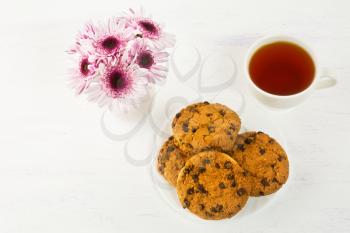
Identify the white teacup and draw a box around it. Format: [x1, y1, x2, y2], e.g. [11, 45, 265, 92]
[245, 35, 336, 109]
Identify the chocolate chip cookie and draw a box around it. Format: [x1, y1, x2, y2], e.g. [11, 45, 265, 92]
[176, 151, 251, 220]
[172, 102, 241, 154]
[157, 136, 190, 186]
[232, 131, 289, 196]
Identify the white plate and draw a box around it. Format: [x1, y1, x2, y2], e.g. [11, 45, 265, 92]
[149, 107, 290, 224]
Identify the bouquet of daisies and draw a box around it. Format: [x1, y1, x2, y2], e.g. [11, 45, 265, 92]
[67, 9, 175, 112]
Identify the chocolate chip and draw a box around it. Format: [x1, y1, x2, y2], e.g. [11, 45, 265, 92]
[192, 174, 199, 182]
[272, 178, 278, 183]
[169, 136, 174, 140]
[184, 168, 191, 175]
[198, 184, 208, 194]
[158, 166, 164, 174]
[231, 180, 237, 187]
[244, 138, 253, 144]
[259, 147, 266, 155]
[203, 158, 211, 164]
[182, 122, 189, 132]
[172, 122, 175, 128]
[224, 161, 232, 169]
[163, 152, 170, 161]
[187, 187, 194, 195]
[184, 165, 193, 174]
[210, 206, 219, 213]
[206, 113, 213, 117]
[237, 144, 245, 152]
[215, 163, 221, 169]
[257, 131, 264, 135]
[219, 182, 226, 189]
[183, 199, 190, 208]
[226, 130, 232, 136]
[210, 204, 223, 213]
[229, 123, 236, 131]
[261, 178, 270, 187]
[237, 204, 241, 209]
[278, 154, 285, 161]
[203, 101, 209, 105]
[237, 188, 246, 196]
[219, 109, 226, 116]
[191, 108, 200, 114]
[243, 170, 249, 177]
[192, 127, 197, 133]
[227, 174, 235, 180]
[269, 138, 275, 144]
[199, 204, 205, 210]
[198, 166, 206, 173]
[166, 146, 175, 153]
[259, 191, 265, 196]
[175, 112, 181, 119]
[208, 125, 215, 133]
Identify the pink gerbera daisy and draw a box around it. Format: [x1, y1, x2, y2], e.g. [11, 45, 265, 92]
[131, 39, 170, 83]
[67, 47, 99, 94]
[67, 9, 175, 112]
[127, 8, 175, 49]
[86, 58, 148, 112]
[77, 18, 133, 60]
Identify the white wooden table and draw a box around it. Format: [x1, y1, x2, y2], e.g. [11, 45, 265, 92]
[0, 0, 349, 232]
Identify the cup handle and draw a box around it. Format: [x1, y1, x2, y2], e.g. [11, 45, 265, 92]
[315, 68, 337, 90]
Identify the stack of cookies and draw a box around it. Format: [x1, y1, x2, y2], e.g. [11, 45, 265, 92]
[157, 102, 289, 220]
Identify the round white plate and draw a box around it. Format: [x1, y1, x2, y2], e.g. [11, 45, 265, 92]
[149, 107, 290, 224]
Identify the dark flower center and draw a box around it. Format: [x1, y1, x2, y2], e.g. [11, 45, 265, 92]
[139, 20, 158, 34]
[137, 51, 154, 69]
[109, 70, 126, 90]
[80, 58, 90, 76]
[101, 37, 119, 51]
